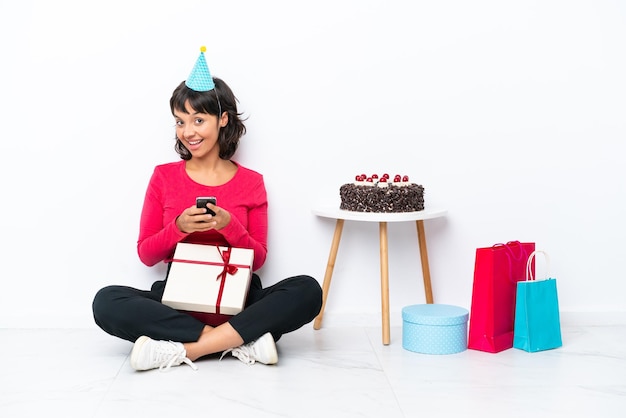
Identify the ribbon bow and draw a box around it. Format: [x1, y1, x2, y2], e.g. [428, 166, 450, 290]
[216, 247, 239, 281]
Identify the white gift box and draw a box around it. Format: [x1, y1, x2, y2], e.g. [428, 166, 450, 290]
[162, 243, 254, 316]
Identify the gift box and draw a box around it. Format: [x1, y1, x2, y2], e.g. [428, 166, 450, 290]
[162, 243, 254, 316]
[402, 304, 469, 354]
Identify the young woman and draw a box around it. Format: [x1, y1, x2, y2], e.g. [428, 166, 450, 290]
[92, 48, 322, 372]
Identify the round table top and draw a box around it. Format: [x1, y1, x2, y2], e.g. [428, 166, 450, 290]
[312, 206, 447, 223]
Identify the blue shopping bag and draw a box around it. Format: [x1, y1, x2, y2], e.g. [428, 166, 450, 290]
[513, 250, 562, 352]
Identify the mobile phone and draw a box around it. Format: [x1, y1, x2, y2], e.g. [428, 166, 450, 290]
[196, 196, 217, 216]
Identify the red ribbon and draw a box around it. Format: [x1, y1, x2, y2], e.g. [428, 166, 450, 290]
[167, 246, 250, 315]
[214, 247, 234, 314]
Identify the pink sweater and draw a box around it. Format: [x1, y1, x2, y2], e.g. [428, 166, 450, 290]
[137, 160, 268, 271]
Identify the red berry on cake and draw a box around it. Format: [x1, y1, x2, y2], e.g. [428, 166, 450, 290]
[380, 177, 387, 182]
[366, 177, 373, 182]
[382, 173, 389, 179]
[371, 174, 379, 180]
[402, 175, 409, 182]
[394, 175, 401, 182]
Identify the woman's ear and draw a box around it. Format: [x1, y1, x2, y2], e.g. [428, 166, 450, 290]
[220, 112, 229, 127]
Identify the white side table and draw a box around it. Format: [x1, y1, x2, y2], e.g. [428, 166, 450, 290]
[312, 206, 447, 345]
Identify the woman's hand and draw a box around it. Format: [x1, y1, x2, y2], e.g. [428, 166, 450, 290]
[176, 203, 231, 234]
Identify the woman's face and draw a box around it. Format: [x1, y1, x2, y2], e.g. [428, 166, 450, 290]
[174, 100, 226, 159]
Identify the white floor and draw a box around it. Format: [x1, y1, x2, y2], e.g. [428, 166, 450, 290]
[2, 313, 625, 418]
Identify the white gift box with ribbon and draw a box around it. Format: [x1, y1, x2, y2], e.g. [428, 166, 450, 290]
[162, 243, 254, 316]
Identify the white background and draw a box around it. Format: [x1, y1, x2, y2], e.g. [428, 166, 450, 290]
[1, 0, 624, 328]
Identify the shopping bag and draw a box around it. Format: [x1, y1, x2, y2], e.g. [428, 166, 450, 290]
[513, 250, 562, 352]
[468, 241, 535, 353]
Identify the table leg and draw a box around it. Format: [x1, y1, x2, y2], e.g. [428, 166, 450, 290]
[416, 220, 434, 304]
[313, 218, 345, 330]
[379, 222, 390, 345]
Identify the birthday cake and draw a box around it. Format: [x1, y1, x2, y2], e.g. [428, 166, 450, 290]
[339, 173, 425, 213]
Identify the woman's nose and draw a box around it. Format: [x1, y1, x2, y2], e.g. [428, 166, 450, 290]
[182, 124, 195, 139]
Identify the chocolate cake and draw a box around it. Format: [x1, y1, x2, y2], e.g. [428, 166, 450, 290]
[340, 173, 425, 213]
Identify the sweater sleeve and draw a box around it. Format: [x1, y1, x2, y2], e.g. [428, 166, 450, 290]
[136, 168, 188, 267]
[218, 184, 268, 271]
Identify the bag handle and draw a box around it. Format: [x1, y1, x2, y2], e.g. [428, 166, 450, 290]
[525, 250, 551, 281]
[492, 240, 526, 261]
[493, 241, 531, 283]
[506, 240, 526, 260]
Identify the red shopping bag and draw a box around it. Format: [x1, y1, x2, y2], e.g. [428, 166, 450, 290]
[468, 241, 535, 353]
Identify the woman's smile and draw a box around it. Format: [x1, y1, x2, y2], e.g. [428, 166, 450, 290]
[187, 138, 204, 147]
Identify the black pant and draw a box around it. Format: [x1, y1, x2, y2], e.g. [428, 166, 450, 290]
[92, 273, 322, 344]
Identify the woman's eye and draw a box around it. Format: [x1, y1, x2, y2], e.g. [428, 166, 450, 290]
[195, 118, 204, 124]
[175, 120, 183, 126]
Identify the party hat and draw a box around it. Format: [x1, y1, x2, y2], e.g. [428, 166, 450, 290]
[185, 46, 215, 91]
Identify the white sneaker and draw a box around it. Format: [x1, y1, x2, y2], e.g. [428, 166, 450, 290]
[220, 332, 278, 365]
[130, 336, 198, 372]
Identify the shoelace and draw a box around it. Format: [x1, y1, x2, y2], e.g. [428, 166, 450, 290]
[220, 344, 256, 365]
[156, 341, 198, 372]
